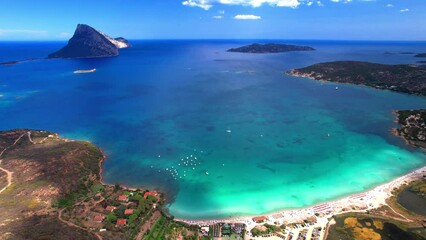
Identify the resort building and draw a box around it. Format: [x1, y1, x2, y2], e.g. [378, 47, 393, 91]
[124, 209, 134, 215]
[93, 215, 105, 222]
[116, 219, 127, 226]
[144, 191, 158, 198]
[105, 206, 116, 212]
[252, 216, 268, 222]
[117, 195, 128, 201]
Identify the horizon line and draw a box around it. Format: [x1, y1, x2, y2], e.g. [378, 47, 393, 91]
[1, 38, 426, 42]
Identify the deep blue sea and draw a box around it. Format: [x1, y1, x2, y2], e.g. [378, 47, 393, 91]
[1, 40, 425, 219]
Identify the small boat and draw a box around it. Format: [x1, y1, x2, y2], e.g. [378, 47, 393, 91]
[205, 172, 209, 175]
[226, 129, 232, 133]
[335, 87, 339, 90]
[73, 68, 96, 74]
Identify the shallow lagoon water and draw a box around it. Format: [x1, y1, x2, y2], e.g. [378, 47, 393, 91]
[0, 40, 425, 219]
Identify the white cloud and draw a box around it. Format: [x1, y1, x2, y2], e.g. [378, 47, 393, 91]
[213, 15, 224, 19]
[234, 14, 261, 20]
[183, 0, 301, 9]
[330, 0, 352, 3]
[182, 0, 383, 10]
[400, 8, 409, 12]
[182, 0, 213, 10]
[386, 4, 393, 7]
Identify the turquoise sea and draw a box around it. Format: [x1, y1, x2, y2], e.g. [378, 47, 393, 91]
[0, 40, 425, 219]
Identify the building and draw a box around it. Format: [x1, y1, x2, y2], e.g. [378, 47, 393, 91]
[144, 191, 158, 199]
[105, 206, 116, 212]
[116, 219, 127, 226]
[117, 195, 128, 201]
[124, 209, 134, 215]
[222, 223, 231, 236]
[93, 215, 105, 222]
[252, 216, 268, 222]
[201, 226, 210, 236]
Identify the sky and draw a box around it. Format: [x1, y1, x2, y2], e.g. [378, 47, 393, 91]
[0, 0, 425, 40]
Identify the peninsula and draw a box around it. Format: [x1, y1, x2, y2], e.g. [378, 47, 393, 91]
[48, 24, 130, 59]
[227, 43, 315, 53]
[394, 110, 426, 149]
[287, 61, 426, 96]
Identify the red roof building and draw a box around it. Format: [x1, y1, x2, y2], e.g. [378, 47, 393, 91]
[116, 219, 127, 226]
[117, 195, 128, 201]
[144, 191, 158, 199]
[124, 209, 134, 215]
[94, 215, 105, 222]
[105, 206, 116, 212]
[252, 216, 268, 222]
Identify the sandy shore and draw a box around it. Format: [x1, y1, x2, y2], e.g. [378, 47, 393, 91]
[175, 165, 426, 227]
[92, 132, 424, 228]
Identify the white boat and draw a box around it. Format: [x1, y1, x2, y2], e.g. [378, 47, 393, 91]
[205, 172, 209, 175]
[73, 68, 96, 74]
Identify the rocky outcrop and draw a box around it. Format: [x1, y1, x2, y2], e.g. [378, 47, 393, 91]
[48, 24, 130, 59]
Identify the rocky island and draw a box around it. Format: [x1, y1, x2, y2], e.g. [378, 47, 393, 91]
[227, 43, 315, 53]
[287, 61, 426, 96]
[48, 24, 130, 59]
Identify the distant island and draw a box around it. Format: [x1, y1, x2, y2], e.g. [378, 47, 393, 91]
[48, 24, 131, 59]
[227, 43, 315, 53]
[415, 53, 426, 58]
[287, 61, 426, 96]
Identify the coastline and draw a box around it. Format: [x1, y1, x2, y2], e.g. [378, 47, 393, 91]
[94, 136, 425, 225]
[285, 66, 426, 98]
[91, 126, 425, 226]
[173, 165, 426, 225]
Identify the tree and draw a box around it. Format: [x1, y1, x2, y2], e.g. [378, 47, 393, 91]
[107, 212, 117, 222]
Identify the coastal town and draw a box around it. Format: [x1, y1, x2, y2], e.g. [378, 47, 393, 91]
[0, 116, 425, 239]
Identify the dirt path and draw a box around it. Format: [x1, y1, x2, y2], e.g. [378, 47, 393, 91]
[58, 207, 103, 240]
[0, 132, 27, 194]
[136, 210, 161, 240]
[0, 163, 13, 194]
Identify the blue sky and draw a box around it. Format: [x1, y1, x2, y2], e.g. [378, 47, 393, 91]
[0, 0, 425, 40]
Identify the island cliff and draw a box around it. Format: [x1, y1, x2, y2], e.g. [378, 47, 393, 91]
[48, 24, 130, 59]
[227, 43, 315, 53]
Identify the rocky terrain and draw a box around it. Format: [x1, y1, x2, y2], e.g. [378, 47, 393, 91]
[394, 110, 426, 149]
[0, 130, 202, 240]
[48, 24, 130, 58]
[0, 129, 102, 239]
[287, 61, 426, 96]
[227, 43, 315, 53]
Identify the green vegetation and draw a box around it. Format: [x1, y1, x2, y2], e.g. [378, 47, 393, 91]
[288, 61, 426, 96]
[251, 223, 283, 236]
[410, 179, 426, 198]
[91, 183, 104, 193]
[327, 214, 425, 240]
[228, 43, 315, 53]
[395, 109, 426, 148]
